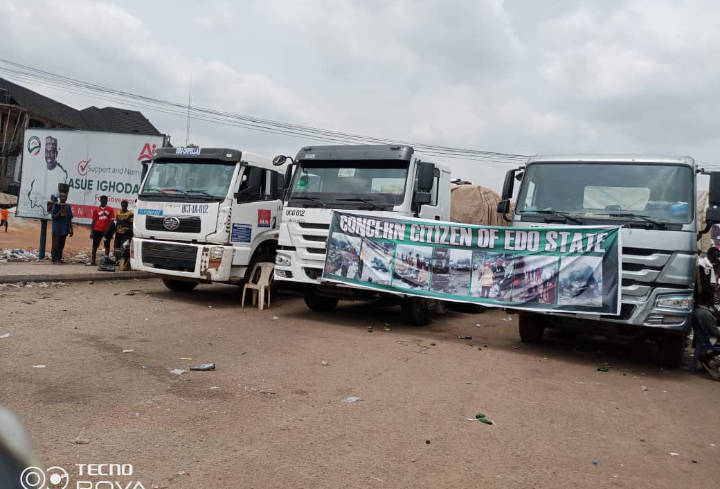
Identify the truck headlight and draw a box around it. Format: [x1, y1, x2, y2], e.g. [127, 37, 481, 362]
[656, 295, 693, 311]
[210, 247, 224, 260]
[276, 255, 291, 267]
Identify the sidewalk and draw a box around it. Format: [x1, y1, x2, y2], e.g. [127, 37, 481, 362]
[0, 261, 155, 284]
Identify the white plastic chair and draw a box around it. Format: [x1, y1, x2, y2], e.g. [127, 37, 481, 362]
[241, 262, 275, 310]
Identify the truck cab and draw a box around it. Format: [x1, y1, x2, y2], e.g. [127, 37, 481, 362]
[497, 154, 704, 366]
[273, 144, 451, 324]
[130, 147, 284, 291]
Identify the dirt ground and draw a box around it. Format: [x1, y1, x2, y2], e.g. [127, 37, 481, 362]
[0, 213, 92, 253]
[1, 280, 719, 489]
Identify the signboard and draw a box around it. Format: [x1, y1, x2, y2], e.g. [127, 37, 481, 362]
[323, 212, 622, 315]
[17, 129, 164, 224]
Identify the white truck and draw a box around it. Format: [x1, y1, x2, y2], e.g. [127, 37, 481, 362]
[130, 147, 284, 291]
[272, 144, 452, 324]
[497, 154, 720, 367]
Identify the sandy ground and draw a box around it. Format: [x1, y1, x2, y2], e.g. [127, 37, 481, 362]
[1, 280, 720, 488]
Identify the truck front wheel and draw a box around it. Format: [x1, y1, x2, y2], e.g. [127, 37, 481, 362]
[659, 333, 686, 368]
[162, 279, 198, 293]
[402, 297, 437, 326]
[304, 289, 339, 312]
[518, 314, 545, 344]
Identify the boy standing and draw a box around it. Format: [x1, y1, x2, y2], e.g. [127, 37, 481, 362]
[90, 195, 115, 266]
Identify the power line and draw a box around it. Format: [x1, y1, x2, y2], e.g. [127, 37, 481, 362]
[0, 58, 530, 165]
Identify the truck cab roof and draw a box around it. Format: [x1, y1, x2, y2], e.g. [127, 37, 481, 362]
[152, 147, 279, 172]
[295, 144, 415, 162]
[527, 154, 696, 167]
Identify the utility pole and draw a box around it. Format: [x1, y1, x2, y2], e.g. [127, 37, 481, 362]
[185, 73, 192, 146]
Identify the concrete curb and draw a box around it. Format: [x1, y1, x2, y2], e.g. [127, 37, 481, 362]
[0, 271, 156, 284]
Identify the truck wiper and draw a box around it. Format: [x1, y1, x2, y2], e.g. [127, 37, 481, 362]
[290, 196, 330, 208]
[140, 187, 171, 197]
[185, 190, 216, 199]
[531, 209, 584, 224]
[336, 197, 380, 210]
[607, 212, 668, 228]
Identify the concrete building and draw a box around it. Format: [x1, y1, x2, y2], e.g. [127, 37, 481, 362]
[0, 78, 162, 195]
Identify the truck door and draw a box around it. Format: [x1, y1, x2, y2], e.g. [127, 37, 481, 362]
[230, 166, 280, 267]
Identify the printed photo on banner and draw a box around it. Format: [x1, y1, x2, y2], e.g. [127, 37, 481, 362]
[558, 255, 603, 307]
[393, 244, 432, 291]
[512, 255, 559, 304]
[325, 232, 362, 279]
[360, 240, 395, 286]
[470, 252, 515, 301]
[431, 248, 472, 296]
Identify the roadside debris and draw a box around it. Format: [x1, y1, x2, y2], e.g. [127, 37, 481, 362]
[502, 316, 513, 322]
[32, 365, 46, 369]
[180, 357, 192, 361]
[72, 431, 90, 445]
[458, 335, 472, 340]
[641, 385, 649, 391]
[122, 349, 134, 354]
[597, 367, 609, 372]
[271, 316, 278, 321]
[169, 369, 187, 375]
[466, 412, 494, 425]
[344, 397, 361, 403]
[321, 361, 331, 366]
[260, 390, 277, 395]
[383, 326, 391, 331]
[0, 332, 9, 339]
[0, 248, 38, 262]
[669, 452, 679, 457]
[367, 327, 373, 332]
[190, 363, 216, 371]
[592, 461, 598, 466]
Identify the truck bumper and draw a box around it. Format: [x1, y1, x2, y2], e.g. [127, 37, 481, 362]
[273, 249, 323, 284]
[130, 238, 235, 282]
[546, 287, 693, 333]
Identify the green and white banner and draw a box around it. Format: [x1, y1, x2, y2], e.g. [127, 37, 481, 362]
[322, 212, 622, 315]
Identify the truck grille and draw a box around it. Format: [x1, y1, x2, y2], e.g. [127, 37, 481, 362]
[621, 247, 671, 286]
[146, 216, 201, 233]
[142, 241, 197, 272]
[299, 222, 330, 230]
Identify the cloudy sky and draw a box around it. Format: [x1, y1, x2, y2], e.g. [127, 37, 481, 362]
[2, 0, 719, 190]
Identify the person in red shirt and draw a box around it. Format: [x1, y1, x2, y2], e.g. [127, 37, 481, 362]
[90, 195, 115, 265]
[0, 207, 8, 232]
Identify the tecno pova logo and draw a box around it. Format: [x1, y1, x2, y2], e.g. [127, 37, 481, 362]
[20, 466, 69, 489]
[21, 464, 146, 489]
[27, 136, 41, 156]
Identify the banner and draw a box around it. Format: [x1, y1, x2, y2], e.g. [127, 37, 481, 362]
[17, 129, 164, 224]
[322, 212, 622, 315]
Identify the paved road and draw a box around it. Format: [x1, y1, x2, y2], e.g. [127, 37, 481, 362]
[1, 280, 719, 488]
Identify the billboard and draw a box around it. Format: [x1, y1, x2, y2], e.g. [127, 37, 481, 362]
[17, 129, 164, 224]
[323, 211, 622, 315]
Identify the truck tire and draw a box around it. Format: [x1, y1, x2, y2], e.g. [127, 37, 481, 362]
[162, 279, 198, 292]
[518, 314, 545, 344]
[304, 289, 339, 312]
[659, 333, 686, 368]
[402, 297, 437, 326]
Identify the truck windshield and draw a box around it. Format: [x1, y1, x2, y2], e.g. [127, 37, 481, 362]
[516, 163, 693, 224]
[288, 160, 409, 208]
[140, 161, 236, 200]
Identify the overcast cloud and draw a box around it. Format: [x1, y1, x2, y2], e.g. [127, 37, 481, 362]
[2, 0, 719, 190]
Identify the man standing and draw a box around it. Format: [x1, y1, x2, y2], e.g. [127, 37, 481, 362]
[115, 200, 134, 250]
[50, 192, 73, 263]
[90, 195, 115, 266]
[0, 207, 8, 232]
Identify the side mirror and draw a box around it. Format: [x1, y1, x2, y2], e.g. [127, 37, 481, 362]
[272, 155, 288, 166]
[710, 172, 720, 206]
[413, 191, 432, 205]
[501, 168, 516, 200]
[416, 162, 435, 192]
[283, 164, 294, 199]
[269, 172, 284, 200]
[497, 200, 510, 214]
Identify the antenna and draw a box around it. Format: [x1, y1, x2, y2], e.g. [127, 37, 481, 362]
[185, 73, 192, 146]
